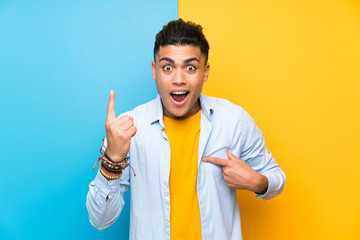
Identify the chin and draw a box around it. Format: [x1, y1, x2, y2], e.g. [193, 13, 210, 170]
[172, 111, 187, 119]
[167, 108, 189, 119]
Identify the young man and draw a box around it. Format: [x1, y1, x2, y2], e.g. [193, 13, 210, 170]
[87, 19, 285, 240]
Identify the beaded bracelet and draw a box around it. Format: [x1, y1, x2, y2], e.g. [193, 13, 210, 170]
[99, 161, 122, 180]
[103, 152, 129, 170]
[102, 156, 123, 173]
[93, 138, 136, 177]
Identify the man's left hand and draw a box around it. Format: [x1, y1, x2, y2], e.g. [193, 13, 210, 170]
[202, 150, 268, 194]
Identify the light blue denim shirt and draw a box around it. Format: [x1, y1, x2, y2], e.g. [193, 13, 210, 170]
[86, 95, 286, 240]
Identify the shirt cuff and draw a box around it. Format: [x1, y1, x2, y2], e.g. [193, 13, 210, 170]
[255, 172, 278, 201]
[94, 170, 121, 197]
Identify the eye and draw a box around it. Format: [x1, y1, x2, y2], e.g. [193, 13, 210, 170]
[163, 65, 172, 71]
[186, 65, 196, 71]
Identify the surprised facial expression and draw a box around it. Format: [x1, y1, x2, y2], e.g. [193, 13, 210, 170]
[152, 45, 210, 120]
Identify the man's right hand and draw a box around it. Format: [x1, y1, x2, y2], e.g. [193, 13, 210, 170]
[104, 90, 137, 162]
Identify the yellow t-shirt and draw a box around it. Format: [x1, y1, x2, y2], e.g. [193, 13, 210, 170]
[164, 110, 202, 240]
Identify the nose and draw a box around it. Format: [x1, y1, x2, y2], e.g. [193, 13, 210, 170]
[172, 69, 186, 85]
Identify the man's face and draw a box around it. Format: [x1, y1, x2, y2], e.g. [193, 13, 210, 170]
[152, 45, 210, 119]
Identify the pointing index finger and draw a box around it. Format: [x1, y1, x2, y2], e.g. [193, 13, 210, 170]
[106, 90, 116, 122]
[202, 156, 228, 167]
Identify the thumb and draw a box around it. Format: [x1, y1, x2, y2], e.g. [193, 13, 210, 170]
[227, 149, 237, 161]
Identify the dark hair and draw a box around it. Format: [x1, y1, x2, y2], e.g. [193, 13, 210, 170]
[154, 18, 210, 63]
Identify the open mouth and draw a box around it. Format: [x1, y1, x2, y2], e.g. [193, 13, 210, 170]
[170, 91, 189, 103]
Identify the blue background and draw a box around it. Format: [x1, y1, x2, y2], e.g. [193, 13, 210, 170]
[0, 0, 177, 239]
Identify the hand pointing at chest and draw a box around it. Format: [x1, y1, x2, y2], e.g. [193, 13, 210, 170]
[105, 90, 137, 162]
[202, 150, 268, 194]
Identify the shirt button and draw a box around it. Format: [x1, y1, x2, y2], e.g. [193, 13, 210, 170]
[101, 208, 105, 211]
[106, 186, 110, 190]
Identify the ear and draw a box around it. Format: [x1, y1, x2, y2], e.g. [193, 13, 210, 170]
[203, 63, 210, 83]
[151, 61, 156, 80]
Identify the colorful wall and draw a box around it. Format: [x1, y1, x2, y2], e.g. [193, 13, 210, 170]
[179, 0, 360, 239]
[1, 0, 359, 239]
[0, 1, 176, 239]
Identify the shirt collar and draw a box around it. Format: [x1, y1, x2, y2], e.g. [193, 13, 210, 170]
[149, 95, 165, 127]
[149, 94, 214, 127]
[199, 94, 214, 121]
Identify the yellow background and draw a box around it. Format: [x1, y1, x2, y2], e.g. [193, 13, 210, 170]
[179, 0, 360, 239]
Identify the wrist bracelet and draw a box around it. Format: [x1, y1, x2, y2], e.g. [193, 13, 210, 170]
[103, 152, 129, 169]
[102, 156, 123, 172]
[92, 138, 136, 177]
[99, 161, 122, 180]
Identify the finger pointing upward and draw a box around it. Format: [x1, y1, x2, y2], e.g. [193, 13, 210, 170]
[106, 90, 116, 122]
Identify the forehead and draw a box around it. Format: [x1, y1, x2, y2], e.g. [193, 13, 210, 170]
[156, 45, 203, 62]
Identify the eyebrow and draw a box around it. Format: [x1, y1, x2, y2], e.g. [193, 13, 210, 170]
[159, 57, 174, 64]
[158, 57, 200, 64]
[184, 57, 200, 64]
